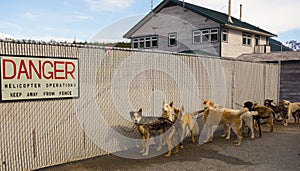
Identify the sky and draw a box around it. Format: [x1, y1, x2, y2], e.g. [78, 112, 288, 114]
[0, 0, 299, 43]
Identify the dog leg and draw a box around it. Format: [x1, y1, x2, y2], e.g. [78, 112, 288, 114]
[283, 118, 288, 126]
[164, 136, 172, 157]
[164, 128, 175, 158]
[143, 134, 150, 156]
[225, 124, 231, 140]
[203, 124, 213, 143]
[231, 125, 242, 146]
[140, 138, 145, 154]
[190, 130, 195, 143]
[188, 120, 196, 143]
[268, 117, 274, 132]
[254, 116, 262, 137]
[220, 124, 227, 138]
[249, 120, 254, 139]
[156, 134, 163, 151]
[180, 124, 186, 148]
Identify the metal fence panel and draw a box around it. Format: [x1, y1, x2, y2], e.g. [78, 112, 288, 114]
[0, 42, 279, 170]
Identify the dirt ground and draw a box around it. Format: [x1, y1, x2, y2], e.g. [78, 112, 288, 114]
[38, 122, 300, 171]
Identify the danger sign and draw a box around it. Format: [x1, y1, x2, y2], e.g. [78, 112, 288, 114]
[0, 55, 79, 101]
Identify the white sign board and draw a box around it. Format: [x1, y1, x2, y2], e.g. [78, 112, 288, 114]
[0, 55, 79, 101]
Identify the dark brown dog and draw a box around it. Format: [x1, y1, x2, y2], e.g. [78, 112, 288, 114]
[244, 101, 275, 137]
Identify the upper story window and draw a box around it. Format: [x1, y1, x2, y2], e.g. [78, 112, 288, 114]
[210, 29, 218, 42]
[132, 35, 158, 49]
[193, 28, 219, 43]
[193, 30, 201, 43]
[255, 35, 260, 45]
[222, 29, 228, 42]
[242, 33, 252, 46]
[168, 33, 177, 46]
[201, 30, 210, 42]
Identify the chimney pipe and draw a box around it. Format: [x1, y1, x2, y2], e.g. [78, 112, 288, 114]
[240, 4, 242, 20]
[228, 0, 233, 23]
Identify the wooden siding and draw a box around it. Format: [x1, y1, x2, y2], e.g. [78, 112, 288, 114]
[280, 61, 300, 102]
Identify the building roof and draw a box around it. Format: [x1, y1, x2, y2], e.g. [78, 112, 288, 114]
[124, 0, 277, 38]
[237, 51, 300, 62]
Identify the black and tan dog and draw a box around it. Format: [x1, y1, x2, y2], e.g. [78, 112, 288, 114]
[264, 99, 288, 126]
[244, 101, 275, 137]
[130, 102, 180, 157]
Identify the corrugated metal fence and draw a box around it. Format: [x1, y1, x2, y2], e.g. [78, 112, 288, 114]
[0, 41, 279, 170]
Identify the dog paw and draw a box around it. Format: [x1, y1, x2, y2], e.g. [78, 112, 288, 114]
[139, 150, 145, 153]
[142, 152, 148, 156]
[225, 137, 231, 140]
[203, 139, 212, 143]
[164, 153, 171, 158]
[156, 147, 161, 151]
[220, 134, 226, 138]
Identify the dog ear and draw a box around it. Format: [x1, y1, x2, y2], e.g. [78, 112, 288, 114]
[203, 100, 207, 104]
[180, 105, 184, 111]
[244, 101, 252, 108]
[210, 101, 214, 107]
[138, 108, 142, 113]
[169, 101, 173, 107]
[129, 111, 134, 117]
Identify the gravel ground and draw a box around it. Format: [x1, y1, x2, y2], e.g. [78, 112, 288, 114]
[38, 122, 300, 171]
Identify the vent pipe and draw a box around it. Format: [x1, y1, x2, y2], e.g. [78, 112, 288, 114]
[228, 0, 233, 23]
[240, 4, 242, 20]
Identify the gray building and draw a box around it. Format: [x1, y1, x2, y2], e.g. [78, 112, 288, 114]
[123, 0, 276, 58]
[238, 51, 300, 102]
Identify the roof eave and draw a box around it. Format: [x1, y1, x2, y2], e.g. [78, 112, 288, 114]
[224, 24, 277, 37]
[123, 0, 171, 38]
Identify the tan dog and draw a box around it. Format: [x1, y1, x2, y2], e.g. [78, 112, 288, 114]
[202, 100, 249, 146]
[130, 102, 180, 157]
[281, 100, 300, 124]
[177, 106, 204, 147]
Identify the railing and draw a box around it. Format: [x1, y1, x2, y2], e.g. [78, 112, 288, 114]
[254, 45, 271, 53]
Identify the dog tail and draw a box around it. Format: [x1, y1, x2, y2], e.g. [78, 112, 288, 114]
[191, 109, 205, 118]
[237, 108, 249, 117]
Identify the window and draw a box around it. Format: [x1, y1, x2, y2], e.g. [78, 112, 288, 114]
[168, 33, 177, 46]
[139, 38, 145, 48]
[132, 35, 158, 48]
[133, 39, 138, 48]
[193, 30, 201, 43]
[193, 28, 219, 43]
[145, 37, 151, 48]
[201, 30, 209, 42]
[152, 36, 158, 47]
[266, 37, 270, 45]
[210, 29, 218, 42]
[242, 33, 252, 46]
[255, 35, 260, 45]
[222, 29, 228, 42]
